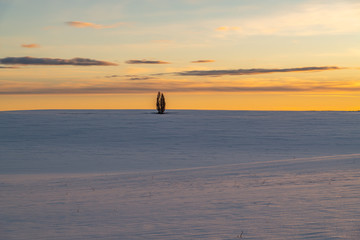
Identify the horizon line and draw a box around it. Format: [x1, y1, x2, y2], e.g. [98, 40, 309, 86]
[2, 108, 360, 112]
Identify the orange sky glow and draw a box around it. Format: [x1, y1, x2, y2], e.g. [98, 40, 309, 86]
[1, 0, 360, 111]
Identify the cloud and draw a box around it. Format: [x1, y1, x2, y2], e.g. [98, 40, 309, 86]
[215, 2, 360, 36]
[105, 75, 121, 78]
[151, 40, 174, 44]
[126, 59, 170, 64]
[105, 74, 156, 80]
[66, 21, 124, 29]
[0, 66, 19, 69]
[216, 26, 241, 32]
[21, 44, 40, 48]
[0, 56, 117, 66]
[175, 66, 342, 76]
[2, 80, 360, 95]
[127, 76, 156, 81]
[191, 60, 215, 63]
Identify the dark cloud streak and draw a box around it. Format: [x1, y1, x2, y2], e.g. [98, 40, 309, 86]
[176, 66, 342, 76]
[191, 60, 215, 63]
[126, 59, 170, 64]
[128, 76, 155, 81]
[0, 57, 117, 66]
[105, 75, 121, 78]
[0, 66, 19, 69]
[105, 74, 156, 81]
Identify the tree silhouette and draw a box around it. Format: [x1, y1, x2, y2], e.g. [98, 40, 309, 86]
[156, 91, 166, 114]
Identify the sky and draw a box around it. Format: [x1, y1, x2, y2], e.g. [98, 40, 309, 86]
[1, 0, 360, 111]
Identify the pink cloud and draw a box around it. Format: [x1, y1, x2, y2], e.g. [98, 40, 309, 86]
[66, 21, 125, 29]
[21, 44, 40, 48]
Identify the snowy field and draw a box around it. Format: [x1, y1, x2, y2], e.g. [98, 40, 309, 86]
[1, 110, 360, 239]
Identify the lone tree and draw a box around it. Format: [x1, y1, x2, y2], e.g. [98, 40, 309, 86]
[156, 91, 166, 114]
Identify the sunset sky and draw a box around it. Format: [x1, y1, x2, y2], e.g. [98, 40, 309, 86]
[1, 0, 360, 111]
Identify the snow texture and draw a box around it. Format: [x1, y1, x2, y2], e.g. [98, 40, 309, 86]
[1, 110, 360, 239]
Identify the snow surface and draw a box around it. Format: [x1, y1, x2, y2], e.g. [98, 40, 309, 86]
[1, 110, 360, 239]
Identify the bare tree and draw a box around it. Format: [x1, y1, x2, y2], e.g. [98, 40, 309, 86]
[156, 91, 166, 114]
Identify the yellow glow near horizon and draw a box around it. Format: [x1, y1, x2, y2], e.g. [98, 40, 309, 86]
[2, 93, 360, 111]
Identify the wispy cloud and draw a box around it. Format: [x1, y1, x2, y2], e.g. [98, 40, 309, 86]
[105, 74, 156, 81]
[21, 44, 40, 48]
[0, 56, 117, 66]
[66, 21, 124, 29]
[126, 59, 170, 64]
[127, 76, 156, 81]
[105, 75, 121, 78]
[215, 2, 360, 36]
[151, 40, 174, 45]
[175, 66, 342, 76]
[191, 60, 215, 63]
[216, 26, 241, 32]
[0, 66, 19, 69]
[1, 80, 360, 95]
